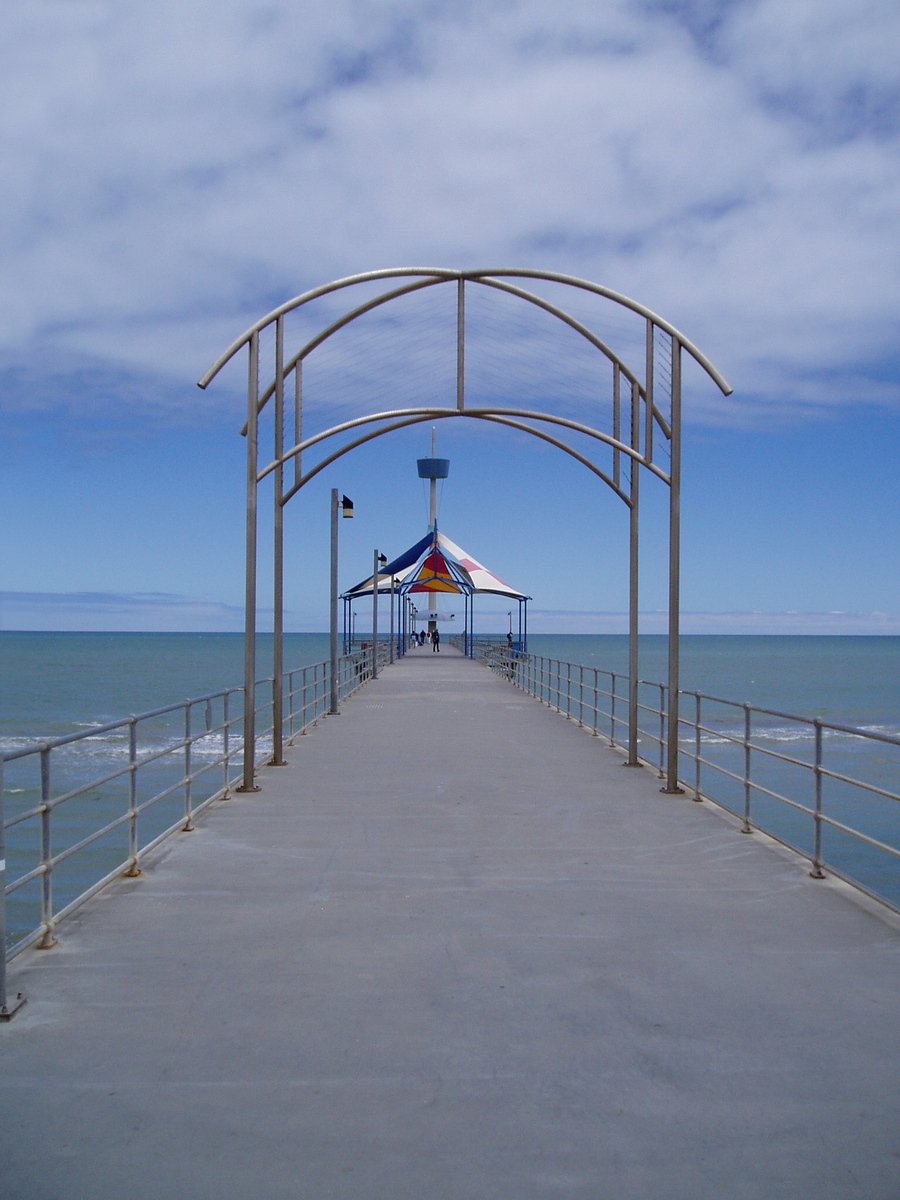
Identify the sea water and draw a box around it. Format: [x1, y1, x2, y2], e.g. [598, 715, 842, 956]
[4, 632, 897, 743]
[2, 632, 898, 948]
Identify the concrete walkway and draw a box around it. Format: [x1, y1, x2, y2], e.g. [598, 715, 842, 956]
[2, 650, 898, 1200]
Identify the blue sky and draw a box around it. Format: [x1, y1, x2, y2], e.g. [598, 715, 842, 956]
[2, 0, 898, 635]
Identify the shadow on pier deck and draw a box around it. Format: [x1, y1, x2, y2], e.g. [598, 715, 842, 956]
[2, 649, 898, 1199]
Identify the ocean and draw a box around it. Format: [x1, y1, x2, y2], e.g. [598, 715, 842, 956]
[4, 632, 898, 743]
[2, 632, 898, 949]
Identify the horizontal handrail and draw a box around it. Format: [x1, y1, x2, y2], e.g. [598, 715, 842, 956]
[475, 644, 899, 912]
[1, 686, 247, 764]
[1, 651, 378, 984]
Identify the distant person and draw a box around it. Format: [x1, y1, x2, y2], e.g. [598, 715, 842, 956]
[507, 631, 513, 648]
[432, 627, 440, 652]
[419, 630, 426, 646]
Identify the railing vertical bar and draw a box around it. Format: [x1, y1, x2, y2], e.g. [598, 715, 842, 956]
[693, 692, 702, 801]
[742, 704, 752, 834]
[810, 720, 825, 878]
[223, 691, 231, 797]
[183, 702, 194, 831]
[124, 718, 141, 876]
[38, 748, 57, 948]
[658, 683, 666, 779]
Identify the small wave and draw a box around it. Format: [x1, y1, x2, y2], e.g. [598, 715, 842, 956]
[693, 723, 897, 747]
[2, 730, 245, 768]
[857, 723, 900, 738]
[0, 735, 47, 754]
[679, 729, 806, 747]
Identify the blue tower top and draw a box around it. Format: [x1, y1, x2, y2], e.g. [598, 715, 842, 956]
[417, 457, 450, 480]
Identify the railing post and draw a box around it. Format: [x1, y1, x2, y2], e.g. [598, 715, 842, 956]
[222, 690, 232, 798]
[183, 702, 194, 832]
[658, 683, 666, 779]
[693, 693, 702, 801]
[0, 757, 27, 1019]
[301, 667, 309, 734]
[610, 672, 617, 746]
[810, 720, 825, 878]
[123, 717, 142, 876]
[592, 668, 599, 736]
[741, 704, 752, 834]
[37, 748, 57, 949]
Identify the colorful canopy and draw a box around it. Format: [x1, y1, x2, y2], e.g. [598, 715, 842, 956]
[343, 528, 529, 601]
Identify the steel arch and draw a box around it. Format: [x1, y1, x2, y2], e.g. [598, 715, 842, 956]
[199, 268, 732, 793]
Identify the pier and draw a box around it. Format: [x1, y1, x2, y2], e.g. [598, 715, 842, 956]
[2, 648, 898, 1199]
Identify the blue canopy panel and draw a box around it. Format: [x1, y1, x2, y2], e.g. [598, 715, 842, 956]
[342, 532, 433, 598]
[379, 532, 434, 579]
[341, 527, 529, 602]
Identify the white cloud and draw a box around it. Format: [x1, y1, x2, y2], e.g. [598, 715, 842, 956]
[0, 590, 248, 632]
[527, 608, 900, 636]
[6, 591, 898, 636]
[2, 0, 898, 425]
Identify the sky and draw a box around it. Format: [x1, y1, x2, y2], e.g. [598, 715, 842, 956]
[2, 0, 899, 636]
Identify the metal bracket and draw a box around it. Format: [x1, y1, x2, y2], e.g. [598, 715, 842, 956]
[0, 993, 26, 1022]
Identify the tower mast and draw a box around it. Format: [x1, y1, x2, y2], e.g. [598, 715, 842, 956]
[416, 429, 450, 628]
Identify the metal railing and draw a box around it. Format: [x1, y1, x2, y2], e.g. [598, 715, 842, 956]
[476, 644, 900, 912]
[1, 650, 378, 1010]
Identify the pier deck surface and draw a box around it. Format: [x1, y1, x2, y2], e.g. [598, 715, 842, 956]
[2, 648, 898, 1200]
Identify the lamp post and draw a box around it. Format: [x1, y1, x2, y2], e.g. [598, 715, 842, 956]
[329, 490, 353, 714]
[372, 550, 387, 678]
[389, 571, 396, 663]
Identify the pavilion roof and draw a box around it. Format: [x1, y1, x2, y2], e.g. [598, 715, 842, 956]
[342, 527, 529, 601]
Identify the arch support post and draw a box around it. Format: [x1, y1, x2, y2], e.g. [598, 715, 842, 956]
[271, 317, 286, 766]
[663, 343, 685, 794]
[240, 332, 261, 792]
[626, 383, 640, 767]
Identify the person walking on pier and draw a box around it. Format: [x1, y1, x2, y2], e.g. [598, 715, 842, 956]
[432, 627, 440, 652]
